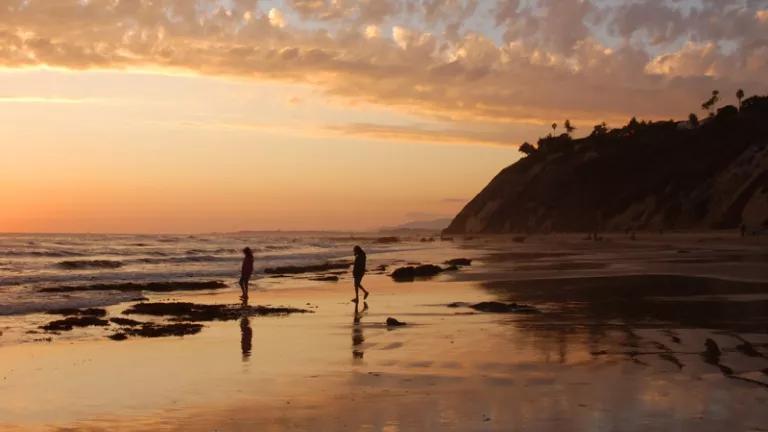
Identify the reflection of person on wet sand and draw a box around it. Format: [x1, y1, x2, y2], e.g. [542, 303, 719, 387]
[352, 301, 368, 360]
[352, 245, 369, 303]
[239, 247, 254, 303]
[240, 316, 252, 362]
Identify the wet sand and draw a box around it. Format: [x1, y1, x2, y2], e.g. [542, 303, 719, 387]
[1, 233, 767, 431]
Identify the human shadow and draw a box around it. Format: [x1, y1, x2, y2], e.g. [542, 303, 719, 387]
[240, 316, 252, 362]
[352, 301, 368, 361]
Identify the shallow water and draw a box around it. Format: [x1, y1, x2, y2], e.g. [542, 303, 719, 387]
[0, 233, 428, 315]
[1, 233, 767, 431]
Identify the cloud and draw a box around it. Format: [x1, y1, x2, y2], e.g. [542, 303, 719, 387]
[0, 0, 766, 147]
[364, 25, 380, 39]
[0, 96, 94, 104]
[268, 8, 286, 28]
[325, 122, 527, 147]
[758, 10, 768, 24]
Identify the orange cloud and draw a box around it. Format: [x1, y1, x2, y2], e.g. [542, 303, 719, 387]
[0, 0, 765, 141]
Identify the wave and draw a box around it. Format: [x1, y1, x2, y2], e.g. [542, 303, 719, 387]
[135, 255, 235, 265]
[185, 248, 237, 255]
[57, 260, 124, 270]
[39, 280, 227, 293]
[0, 291, 144, 316]
[0, 250, 85, 257]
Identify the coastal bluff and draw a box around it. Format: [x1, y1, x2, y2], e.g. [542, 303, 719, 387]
[445, 95, 768, 234]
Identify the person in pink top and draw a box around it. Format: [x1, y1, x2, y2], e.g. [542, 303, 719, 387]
[239, 247, 254, 302]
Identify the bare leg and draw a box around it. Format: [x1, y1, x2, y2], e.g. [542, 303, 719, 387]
[352, 281, 360, 302]
[360, 284, 369, 300]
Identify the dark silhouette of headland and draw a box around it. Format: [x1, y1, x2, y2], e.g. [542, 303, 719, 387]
[445, 92, 768, 234]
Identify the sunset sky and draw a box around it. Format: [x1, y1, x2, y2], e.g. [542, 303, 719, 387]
[1, 0, 767, 233]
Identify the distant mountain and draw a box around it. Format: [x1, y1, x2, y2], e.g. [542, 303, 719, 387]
[382, 218, 453, 231]
[445, 95, 768, 234]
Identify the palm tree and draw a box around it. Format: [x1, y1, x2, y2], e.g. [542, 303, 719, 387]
[688, 113, 699, 127]
[564, 119, 575, 136]
[701, 90, 720, 116]
[519, 142, 537, 155]
[551, 122, 557, 136]
[737, 88, 745, 109]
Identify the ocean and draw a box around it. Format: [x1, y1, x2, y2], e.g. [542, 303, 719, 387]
[0, 233, 411, 315]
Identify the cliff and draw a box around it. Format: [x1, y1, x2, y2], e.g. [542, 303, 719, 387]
[444, 96, 768, 234]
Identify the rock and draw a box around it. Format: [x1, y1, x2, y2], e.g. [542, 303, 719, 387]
[390, 264, 444, 282]
[470, 302, 539, 313]
[109, 317, 143, 326]
[386, 317, 407, 326]
[264, 262, 350, 275]
[444, 258, 472, 266]
[121, 322, 203, 338]
[448, 301, 540, 314]
[123, 302, 311, 321]
[41, 316, 110, 332]
[108, 333, 128, 341]
[374, 236, 400, 244]
[40, 280, 227, 293]
[57, 260, 123, 269]
[46, 308, 107, 317]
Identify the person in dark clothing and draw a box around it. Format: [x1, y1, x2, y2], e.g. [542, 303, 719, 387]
[239, 247, 254, 302]
[352, 245, 369, 303]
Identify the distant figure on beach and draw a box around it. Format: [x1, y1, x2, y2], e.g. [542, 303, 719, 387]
[239, 247, 254, 302]
[352, 245, 369, 303]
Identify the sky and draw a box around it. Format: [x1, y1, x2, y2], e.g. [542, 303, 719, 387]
[1, 0, 767, 233]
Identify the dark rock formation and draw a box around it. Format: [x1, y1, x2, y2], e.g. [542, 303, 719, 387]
[123, 302, 310, 321]
[445, 96, 768, 233]
[109, 317, 143, 326]
[57, 260, 123, 269]
[470, 302, 539, 313]
[390, 264, 445, 282]
[386, 317, 407, 326]
[445, 258, 472, 266]
[41, 316, 110, 331]
[448, 301, 539, 313]
[119, 322, 203, 338]
[46, 308, 107, 317]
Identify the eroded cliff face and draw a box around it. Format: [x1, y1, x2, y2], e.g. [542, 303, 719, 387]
[445, 99, 768, 234]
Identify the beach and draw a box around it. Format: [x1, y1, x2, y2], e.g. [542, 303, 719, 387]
[1, 233, 767, 431]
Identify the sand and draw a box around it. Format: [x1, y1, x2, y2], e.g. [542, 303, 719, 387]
[1, 233, 767, 431]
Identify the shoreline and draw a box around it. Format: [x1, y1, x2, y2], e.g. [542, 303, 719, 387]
[1, 234, 767, 431]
